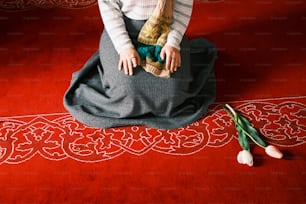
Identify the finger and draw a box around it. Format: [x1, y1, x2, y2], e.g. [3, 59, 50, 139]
[171, 58, 176, 72]
[137, 55, 141, 66]
[175, 55, 180, 71]
[129, 65, 133, 75]
[170, 53, 177, 71]
[174, 62, 178, 71]
[160, 48, 165, 60]
[175, 61, 179, 71]
[176, 53, 181, 67]
[123, 60, 129, 75]
[166, 52, 172, 70]
[127, 58, 133, 75]
[131, 57, 137, 68]
[118, 59, 123, 70]
[178, 55, 181, 67]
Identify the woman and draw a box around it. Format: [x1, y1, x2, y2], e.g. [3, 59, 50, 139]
[64, 0, 217, 129]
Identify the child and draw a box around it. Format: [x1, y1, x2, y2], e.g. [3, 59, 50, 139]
[64, 0, 217, 129]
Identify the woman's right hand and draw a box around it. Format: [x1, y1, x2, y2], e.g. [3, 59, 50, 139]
[118, 48, 141, 76]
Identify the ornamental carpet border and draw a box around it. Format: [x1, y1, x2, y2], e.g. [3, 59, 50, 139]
[0, 96, 305, 165]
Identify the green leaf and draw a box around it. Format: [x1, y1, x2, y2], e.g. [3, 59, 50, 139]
[237, 125, 250, 151]
[223, 104, 267, 149]
[236, 114, 267, 148]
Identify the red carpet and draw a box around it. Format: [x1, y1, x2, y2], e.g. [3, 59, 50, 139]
[1, 0, 306, 203]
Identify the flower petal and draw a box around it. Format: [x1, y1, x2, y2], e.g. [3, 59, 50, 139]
[265, 145, 283, 159]
[237, 150, 253, 166]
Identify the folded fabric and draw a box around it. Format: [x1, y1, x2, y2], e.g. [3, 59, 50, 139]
[136, 0, 175, 78]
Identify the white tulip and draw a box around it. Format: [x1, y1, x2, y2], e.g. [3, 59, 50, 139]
[237, 150, 253, 166]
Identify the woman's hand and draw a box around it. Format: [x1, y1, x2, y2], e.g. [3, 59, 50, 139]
[160, 45, 181, 73]
[118, 48, 141, 76]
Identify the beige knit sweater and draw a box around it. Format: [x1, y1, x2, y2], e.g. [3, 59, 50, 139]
[98, 0, 193, 54]
[136, 0, 175, 78]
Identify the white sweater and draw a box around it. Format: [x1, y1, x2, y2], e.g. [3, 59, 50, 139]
[98, 0, 194, 53]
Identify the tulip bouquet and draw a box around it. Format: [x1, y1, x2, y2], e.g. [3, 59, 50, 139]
[223, 104, 283, 167]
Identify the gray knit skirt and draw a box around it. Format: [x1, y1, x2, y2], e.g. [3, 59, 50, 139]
[64, 17, 217, 129]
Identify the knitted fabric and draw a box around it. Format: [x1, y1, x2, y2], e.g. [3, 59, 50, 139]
[136, 0, 175, 78]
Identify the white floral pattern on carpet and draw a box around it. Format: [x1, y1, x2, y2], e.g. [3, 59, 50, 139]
[1, 97, 305, 165]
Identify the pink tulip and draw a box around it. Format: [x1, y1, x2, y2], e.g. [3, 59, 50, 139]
[265, 145, 283, 159]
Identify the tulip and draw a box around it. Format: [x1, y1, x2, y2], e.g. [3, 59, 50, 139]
[237, 150, 253, 166]
[265, 145, 283, 159]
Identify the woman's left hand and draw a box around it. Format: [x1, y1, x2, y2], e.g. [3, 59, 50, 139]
[160, 45, 181, 73]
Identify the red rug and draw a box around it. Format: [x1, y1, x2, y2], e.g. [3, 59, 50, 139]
[1, 0, 306, 203]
